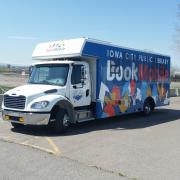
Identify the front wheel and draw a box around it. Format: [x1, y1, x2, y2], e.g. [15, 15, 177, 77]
[54, 109, 70, 134]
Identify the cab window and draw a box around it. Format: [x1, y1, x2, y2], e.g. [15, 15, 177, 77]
[71, 65, 83, 84]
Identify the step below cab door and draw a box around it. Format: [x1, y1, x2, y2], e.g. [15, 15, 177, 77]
[69, 62, 91, 107]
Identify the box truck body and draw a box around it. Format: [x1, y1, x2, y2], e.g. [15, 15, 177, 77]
[1, 38, 170, 133]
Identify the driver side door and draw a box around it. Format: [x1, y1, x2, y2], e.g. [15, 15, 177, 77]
[69, 64, 91, 107]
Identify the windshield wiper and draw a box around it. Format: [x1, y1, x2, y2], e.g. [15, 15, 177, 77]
[39, 80, 57, 85]
[29, 80, 63, 86]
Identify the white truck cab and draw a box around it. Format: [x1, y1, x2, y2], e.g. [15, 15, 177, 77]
[29, 60, 91, 108]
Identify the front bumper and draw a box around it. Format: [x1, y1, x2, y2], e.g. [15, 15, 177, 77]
[1, 109, 50, 125]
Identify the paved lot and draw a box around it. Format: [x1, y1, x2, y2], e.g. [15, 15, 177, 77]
[0, 141, 126, 180]
[0, 97, 180, 179]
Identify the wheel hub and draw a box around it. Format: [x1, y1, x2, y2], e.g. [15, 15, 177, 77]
[63, 114, 70, 127]
[145, 105, 151, 114]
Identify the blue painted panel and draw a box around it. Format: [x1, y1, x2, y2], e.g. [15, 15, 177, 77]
[82, 41, 170, 119]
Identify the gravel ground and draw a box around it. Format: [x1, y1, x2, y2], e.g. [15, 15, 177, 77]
[0, 74, 27, 87]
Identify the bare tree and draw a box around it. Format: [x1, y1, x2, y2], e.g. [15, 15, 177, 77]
[174, 4, 180, 52]
[7, 64, 11, 69]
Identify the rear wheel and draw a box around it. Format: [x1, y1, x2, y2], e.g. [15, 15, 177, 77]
[54, 109, 70, 134]
[143, 101, 152, 115]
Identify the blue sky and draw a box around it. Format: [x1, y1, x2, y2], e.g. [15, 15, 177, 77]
[0, 0, 179, 67]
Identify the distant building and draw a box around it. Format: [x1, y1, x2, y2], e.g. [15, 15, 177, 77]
[21, 70, 26, 76]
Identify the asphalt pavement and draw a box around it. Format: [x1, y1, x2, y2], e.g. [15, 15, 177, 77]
[0, 141, 126, 180]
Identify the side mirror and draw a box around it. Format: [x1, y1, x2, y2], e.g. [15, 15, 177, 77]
[81, 66, 85, 78]
[81, 79, 85, 85]
[29, 66, 33, 76]
[81, 66, 86, 85]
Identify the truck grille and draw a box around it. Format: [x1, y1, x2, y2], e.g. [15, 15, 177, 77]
[4, 95, 26, 109]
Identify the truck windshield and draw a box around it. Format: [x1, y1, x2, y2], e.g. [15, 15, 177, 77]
[29, 64, 69, 86]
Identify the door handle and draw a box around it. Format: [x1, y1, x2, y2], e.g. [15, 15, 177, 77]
[73, 85, 77, 89]
[86, 89, 89, 97]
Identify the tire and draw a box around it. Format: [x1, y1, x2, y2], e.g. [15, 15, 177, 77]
[54, 109, 70, 134]
[11, 122, 23, 129]
[151, 104, 155, 111]
[143, 101, 152, 115]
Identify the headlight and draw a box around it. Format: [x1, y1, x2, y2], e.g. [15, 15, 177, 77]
[31, 101, 49, 109]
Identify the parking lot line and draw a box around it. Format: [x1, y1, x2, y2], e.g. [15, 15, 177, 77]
[0, 135, 61, 156]
[46, 137, 61, 156]
[20, 141, 55, 155]
[21, 138, 34, 144]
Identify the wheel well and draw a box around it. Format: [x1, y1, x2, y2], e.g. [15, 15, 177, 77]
[144, 97, 155, 110]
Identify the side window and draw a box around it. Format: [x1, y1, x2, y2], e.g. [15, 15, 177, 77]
[71, 65, 83, 84]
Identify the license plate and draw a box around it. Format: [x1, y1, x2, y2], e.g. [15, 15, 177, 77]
[6, 111, 21, 117]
